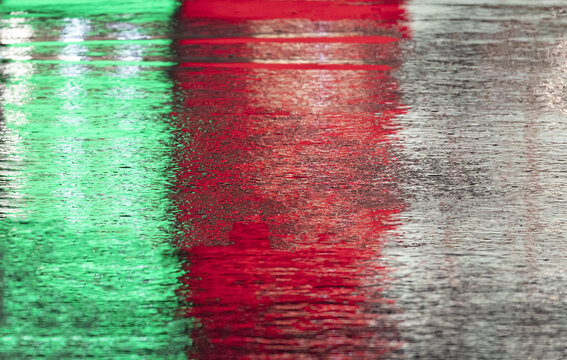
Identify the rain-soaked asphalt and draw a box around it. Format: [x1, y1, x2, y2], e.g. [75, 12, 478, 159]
[1, 0, 566, 359]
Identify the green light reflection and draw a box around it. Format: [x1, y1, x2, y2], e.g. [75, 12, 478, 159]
[0, 1, 188, 358]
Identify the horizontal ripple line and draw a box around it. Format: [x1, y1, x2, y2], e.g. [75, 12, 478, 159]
[179, 62, 391, 70]
[179, 36, 399, 45]
[5, 39, 172, 47]
[4, 59, 177, 67]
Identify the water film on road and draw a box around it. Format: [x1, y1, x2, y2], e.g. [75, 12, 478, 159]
[1, 0, 566, 359]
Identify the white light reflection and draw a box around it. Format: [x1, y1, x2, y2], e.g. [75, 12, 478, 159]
[60, 17, 91, 43]
[111, 22, 145, 77]
[544, 39, 567, 114]
[0, 16, 33, 45]
[55, 18, 90, 219]
[58, 18, 90, 66]
[106, 22, 147, 230]
[0, 15, 34, 217]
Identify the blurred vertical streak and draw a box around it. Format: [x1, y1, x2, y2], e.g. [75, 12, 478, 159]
[0, 8, 27, 329]
[171, 1, 410, 358]
[0, 21, 5, 327]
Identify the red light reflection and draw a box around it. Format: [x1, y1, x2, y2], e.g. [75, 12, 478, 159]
[172, 1, 409, 358]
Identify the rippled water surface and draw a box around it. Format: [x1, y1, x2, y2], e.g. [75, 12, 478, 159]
[1, 0, 566, 359]
[0, 1, 187, 358]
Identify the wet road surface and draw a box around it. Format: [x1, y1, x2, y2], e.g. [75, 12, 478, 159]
[1, 0, 567, 359]
[388, 2, 567, 358]
[0, 1, 187, 358]
[172, 1, 408, 358]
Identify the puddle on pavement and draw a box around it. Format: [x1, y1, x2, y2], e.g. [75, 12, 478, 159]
[1, 0, 566, 359]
